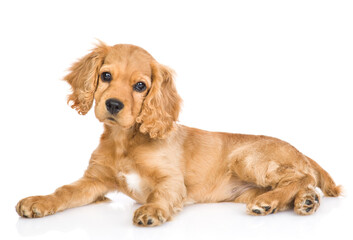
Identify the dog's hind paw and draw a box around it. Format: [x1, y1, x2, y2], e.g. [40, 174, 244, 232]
[294, 188, 320, 215]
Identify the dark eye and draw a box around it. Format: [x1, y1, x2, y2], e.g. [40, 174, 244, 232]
[133, 82, 147, 92]
[101, 72, 112, 82]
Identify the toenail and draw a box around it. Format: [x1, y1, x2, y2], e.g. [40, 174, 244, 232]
[252, 209, 261, 214]
[305, 200, 313, 205]
[138, 220, 143, 225]
[306, 207, 312, 213]
[315, 196, 319, 202]
[271, 208, 277, 214]
[147, 219, 153, 225]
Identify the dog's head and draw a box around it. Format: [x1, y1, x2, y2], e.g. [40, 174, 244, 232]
[64, 43, 181, 139]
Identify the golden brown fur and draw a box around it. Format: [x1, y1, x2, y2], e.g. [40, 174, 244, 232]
[16, 43, 342, 226]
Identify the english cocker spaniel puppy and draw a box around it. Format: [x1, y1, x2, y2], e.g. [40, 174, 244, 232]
[16, 43, 342, 226]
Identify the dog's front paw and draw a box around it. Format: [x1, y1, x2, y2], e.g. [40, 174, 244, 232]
[16, 195, 59, 218]
[133, 204, 168, 227]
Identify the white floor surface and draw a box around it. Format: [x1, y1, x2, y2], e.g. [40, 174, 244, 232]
[5, 188, 352, 240]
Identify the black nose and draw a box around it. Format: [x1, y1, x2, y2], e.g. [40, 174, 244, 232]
[106, 98, 124, 115]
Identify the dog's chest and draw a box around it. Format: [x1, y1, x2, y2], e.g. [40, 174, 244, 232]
[117, 172, 142, 193]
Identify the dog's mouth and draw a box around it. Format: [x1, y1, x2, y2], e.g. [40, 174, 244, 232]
[104, 115, 135, 129]
[107, 117, 116, 122]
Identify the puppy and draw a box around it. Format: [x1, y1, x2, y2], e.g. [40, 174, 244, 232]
[16, 43, 342, 226]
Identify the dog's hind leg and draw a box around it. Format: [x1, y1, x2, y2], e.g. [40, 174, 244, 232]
[245, 174, 317, 215]
[234, 187, 269, 204]
[228, 137, 322, 215]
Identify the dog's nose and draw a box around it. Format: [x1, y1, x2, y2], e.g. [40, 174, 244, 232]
[106, 98, 124, 115]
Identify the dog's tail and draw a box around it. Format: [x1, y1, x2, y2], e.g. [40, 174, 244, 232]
[307, 157, 342, 197]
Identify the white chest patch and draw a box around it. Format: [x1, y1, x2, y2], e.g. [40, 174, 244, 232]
[119, 172, 142, 193]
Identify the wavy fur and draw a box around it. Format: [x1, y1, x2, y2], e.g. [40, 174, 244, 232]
[16, 43, 341, 227]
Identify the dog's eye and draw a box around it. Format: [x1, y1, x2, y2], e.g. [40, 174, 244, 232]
[133, 82, 147, 92]
[101, 72, 112, 82]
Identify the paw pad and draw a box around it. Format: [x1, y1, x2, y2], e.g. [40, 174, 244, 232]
[252, 209, 261, 214]
[248, 204, 276, 216]
[263, 206, 271, 212]
[294, 190, 320, 215]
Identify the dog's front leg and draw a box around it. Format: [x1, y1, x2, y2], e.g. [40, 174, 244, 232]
[133, 176, 186, 227]
[16, 164, 116, 218]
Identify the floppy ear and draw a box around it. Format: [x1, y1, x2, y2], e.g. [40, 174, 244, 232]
[137, 62, 182, 139]
[64, 43, 109, 115]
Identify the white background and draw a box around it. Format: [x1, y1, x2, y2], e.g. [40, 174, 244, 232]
[0, 0, 352, 239]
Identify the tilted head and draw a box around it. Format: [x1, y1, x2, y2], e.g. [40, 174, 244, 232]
[64, 43, 181, 138]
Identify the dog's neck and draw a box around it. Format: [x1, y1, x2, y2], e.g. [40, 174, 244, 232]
[103, 123, 150, 155]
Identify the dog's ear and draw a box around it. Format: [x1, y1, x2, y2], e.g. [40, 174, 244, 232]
[137, 62, 182, 139]
[64, 43, 109, 115]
